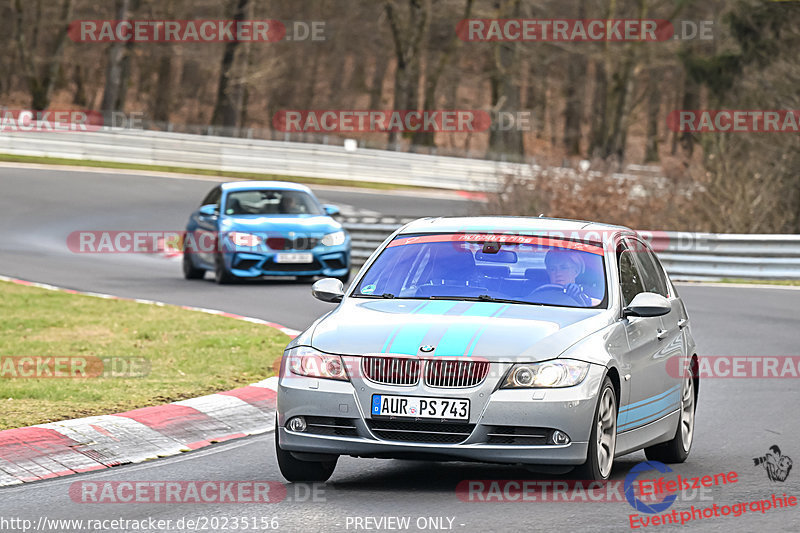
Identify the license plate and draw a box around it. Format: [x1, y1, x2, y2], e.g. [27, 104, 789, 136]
[371, 395, 470, 421]
[274, 252, 314, 264]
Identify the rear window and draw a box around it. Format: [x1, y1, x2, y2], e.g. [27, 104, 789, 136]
[354, 233, 607, 308]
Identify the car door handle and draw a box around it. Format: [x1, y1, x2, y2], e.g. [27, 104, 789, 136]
[657, 329, 669, 340]
[677, 319, 688, 329]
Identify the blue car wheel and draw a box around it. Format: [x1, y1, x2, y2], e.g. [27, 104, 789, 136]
[182, 251, 205, 280]
[214, 254, 236, 285]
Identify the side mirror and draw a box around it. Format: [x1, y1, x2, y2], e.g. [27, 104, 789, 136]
[199, 204, 219, 217]
[312, 278, 344, 303]
[323, 204, 340, 217]
[623, 292, 671, 318]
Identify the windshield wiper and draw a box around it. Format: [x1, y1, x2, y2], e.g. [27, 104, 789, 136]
[352, 292, 396, 299]
[426, 294, 529, 305]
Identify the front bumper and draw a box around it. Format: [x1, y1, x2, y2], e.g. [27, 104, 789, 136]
[276, 360, 606, 465]
[223, 244, 350, 278]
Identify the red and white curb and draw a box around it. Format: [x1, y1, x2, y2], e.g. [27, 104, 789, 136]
[0, 274, 298, 487]
[0, 378, 279, 487]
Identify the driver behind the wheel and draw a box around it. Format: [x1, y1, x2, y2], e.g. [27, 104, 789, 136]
[543, 248, 597, 306]
[278, 194, 297, 214]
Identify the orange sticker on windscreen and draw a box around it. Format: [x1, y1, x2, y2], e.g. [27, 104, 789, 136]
[387, 233, 604, 255]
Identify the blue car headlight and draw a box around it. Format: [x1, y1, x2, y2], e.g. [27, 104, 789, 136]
[501, 360, 590, 388]
[321, 231, 346, 247]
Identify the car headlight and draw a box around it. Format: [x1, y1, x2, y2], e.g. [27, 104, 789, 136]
[286, 346, 348, 381]
[228, 232, 264, 247]
[321, 230, 346, 247]
[501, 360, 590, 388]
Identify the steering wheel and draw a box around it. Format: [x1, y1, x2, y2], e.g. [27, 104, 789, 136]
[530, 283, 586, 305]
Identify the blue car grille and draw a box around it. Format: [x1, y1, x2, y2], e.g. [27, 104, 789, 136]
[263, 258, 323, 272]
[266, 236, 319, 250]
[325, 257, 347, 270]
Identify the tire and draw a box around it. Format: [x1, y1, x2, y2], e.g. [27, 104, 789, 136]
[573, 376, 617, 481]
[644, 371, 696, 463]
[214, 254, 236, 284]
[275, 422, 337, 483]
[182, 251, 205, 280]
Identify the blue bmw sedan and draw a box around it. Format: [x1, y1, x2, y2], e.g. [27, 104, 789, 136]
[182, 181, 350, 284]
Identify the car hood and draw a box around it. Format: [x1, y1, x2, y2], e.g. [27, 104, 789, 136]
[310, 299, 611, 362]
[219, 214, 340, 235]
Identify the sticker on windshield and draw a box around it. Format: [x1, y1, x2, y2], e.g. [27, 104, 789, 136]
[361, 284, 376, 294]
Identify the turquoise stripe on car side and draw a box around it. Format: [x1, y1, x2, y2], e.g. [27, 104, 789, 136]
[617, 388, 681, 431]
[623, 389, 680, 420]
[618, 384, 680, 414]
[618, 400, 681, 432]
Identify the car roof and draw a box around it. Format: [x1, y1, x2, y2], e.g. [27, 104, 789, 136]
[397, 216, 634, 243]
[219, 181, 313, 193]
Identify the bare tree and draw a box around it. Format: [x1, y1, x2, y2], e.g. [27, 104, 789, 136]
[100, 0, 135, 113]
[211, 0, 250, 128]
[385, 0, 430, 146]
[12, 0, 75, 110]
[412, 0, 474, 147]
[487, 0, 524, 159]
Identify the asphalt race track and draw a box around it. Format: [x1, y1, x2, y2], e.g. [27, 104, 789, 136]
[1, 165, 799, 533]
[0, 166, 471, 330]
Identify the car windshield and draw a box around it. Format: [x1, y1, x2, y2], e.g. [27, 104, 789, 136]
[224, 190, 322, 216]
[354, 233, 607, 308]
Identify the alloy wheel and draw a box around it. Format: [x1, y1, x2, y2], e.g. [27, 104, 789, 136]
[596, 386, 617, 478]
[680, 374, 695, 451]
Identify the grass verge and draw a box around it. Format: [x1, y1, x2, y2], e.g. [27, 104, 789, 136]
[0, 280, 288, 430]
[0, 153, 431, 192]
[717, 278, 800, 286]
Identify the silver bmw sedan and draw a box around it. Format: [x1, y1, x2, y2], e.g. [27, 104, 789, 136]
[275, 217, 698, 482]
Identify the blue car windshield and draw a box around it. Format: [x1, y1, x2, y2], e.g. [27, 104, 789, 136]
[224, 190, 322, 216]
[354, 233, 607, 308]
